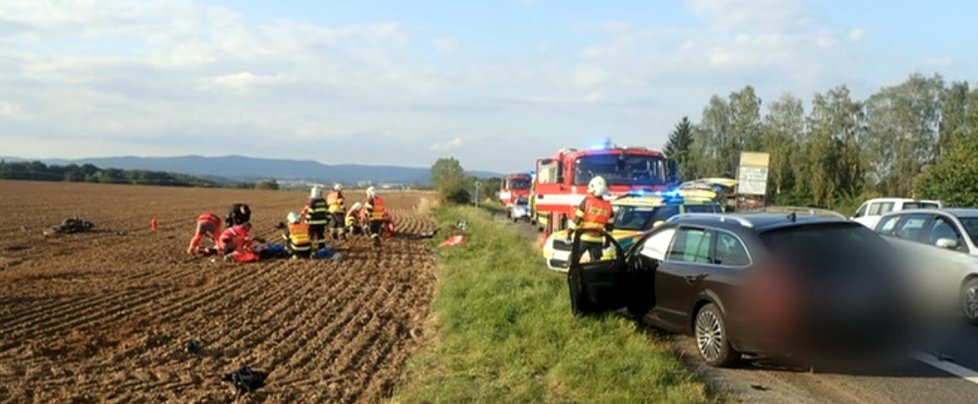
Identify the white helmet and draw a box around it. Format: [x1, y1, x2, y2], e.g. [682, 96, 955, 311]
[287, 212, 300, 224]
[334, 183, 342, 191]
[366, 186, 377, 197]
[352, 202, 362, 210]
[587, 176, 608, 196]
[310, 186, 323, 198]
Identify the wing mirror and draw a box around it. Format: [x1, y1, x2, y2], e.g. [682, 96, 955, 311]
[936, 238, 959, 249]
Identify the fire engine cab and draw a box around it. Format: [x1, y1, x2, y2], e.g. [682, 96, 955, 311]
[499, 173, 532, 207]
[532, 145, 676, 234]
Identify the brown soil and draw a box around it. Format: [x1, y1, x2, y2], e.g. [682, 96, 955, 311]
[0, 181, 438, 403]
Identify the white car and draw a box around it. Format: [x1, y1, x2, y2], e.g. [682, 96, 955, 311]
[509, 197, 530, 222]
[852, 198, 942, 229]
[873, 208, 978, 324]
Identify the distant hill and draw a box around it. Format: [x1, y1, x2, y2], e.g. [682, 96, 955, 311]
[3, 155, 500, 186]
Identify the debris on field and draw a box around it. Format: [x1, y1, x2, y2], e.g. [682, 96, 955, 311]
[221, 366, 268, 395]
[438, 235, 465, 248]
[751, 384, 770, 391]
[43, 218, 95, 236]
[455, 220, 469, 232]
[184, 339, 202, 354]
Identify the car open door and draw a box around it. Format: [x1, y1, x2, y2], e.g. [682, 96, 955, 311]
[567, 229, 627, 316]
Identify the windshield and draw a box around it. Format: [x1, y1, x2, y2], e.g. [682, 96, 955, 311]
[573, 154, 666, 186]
[507, 178, 531, 190]
[684, 204, 723, 214]
[961, 218, 978, 245]
[614, 205, 680, 231]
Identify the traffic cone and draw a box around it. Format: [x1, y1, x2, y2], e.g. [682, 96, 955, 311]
[151, 217, 159, 231]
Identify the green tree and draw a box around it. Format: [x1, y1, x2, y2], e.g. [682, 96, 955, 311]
[689, 95, 731, 178]
[662, 116, 694, 180]
[940, 81, 970, 150]
[431, 157, 471, 204]
[255, 179, 280, 190]
[917, 133, 978, 207]
[761, 93, 804, 199]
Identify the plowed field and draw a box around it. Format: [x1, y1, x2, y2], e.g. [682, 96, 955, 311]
[0, 181, 438, 403]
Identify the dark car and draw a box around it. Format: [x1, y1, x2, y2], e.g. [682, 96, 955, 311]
[567, 213, 912, 367]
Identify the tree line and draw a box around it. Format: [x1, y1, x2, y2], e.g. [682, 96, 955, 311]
[0, 160, 235, 188]
[430, 157, 500, 204]
[663, 73, 978, 212]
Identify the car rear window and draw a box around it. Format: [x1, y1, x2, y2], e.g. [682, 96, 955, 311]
[903, 202, 939, 209]
[760, 223, 894, 269]
[684, 204, 722, 214]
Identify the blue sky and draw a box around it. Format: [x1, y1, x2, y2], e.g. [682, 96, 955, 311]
[1, 0, 975, 172]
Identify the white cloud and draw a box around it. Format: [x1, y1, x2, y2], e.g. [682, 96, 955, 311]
[433, 37, 462, 54]
[430, 137, 463, 151]
[849, 29, 865, 42]
[0, 102, 24, 118]
[203, 72, 297, 94]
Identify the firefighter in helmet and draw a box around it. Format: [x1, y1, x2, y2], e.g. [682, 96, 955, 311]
[300, 186, 329, 251]
[364, 187, 385, 247]
[569, 176, 613, 261]
[280, 212, 312, 259]
[345, 201, 363, 235]
[326, 183, 346, 240]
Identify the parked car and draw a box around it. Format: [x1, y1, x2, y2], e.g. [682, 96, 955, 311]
[508, 196, 530, 222]
[852, 198, 943, 229]
[873, 208, 978, 324]
[542, 194, 722, 271]
[567, 213, 911, 367]
[747, 206, 846, 219]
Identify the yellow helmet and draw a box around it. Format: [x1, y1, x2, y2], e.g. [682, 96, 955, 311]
[587, 176, 608, 196]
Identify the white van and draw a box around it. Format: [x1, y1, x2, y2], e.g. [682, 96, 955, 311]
[852, 198, 943, 228]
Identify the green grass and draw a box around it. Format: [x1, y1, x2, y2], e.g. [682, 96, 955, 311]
[393, 205, 712, 404]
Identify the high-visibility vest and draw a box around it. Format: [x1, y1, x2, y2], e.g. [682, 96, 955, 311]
[287, 223, 311, 252]
[576, 195, 613, 242]
[219, 225, 251, 251]
[366, 197, 385, 220]
[345, 208, 360, 226]
[326, 191, 344, 213]
[305, 198, 329, 225]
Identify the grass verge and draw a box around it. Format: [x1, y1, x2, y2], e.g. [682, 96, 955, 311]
[393, 205, 712, 403]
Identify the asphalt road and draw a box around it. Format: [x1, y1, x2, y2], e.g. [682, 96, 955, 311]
[499, 214, 978, 404]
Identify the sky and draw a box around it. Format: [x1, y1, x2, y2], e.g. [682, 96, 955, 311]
[1, 0, 976, 173]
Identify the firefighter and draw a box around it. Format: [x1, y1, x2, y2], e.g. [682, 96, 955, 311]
[345, 202, 363, 235]
[280, 212, 312, 259]
[364, 187, 385, 247]
[568, 176, 613, 261]
[326, 183, 346, 240]
[187, 211, 223, 255]
[226, 203, 251, 227]
[300, 186, 329, 251]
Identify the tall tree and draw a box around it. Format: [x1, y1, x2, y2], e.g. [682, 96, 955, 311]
[865, 73, 944, 196]
[761, 93, 805, 199]
[806, 86, 864, 206]
[662, 116, 694, 180]
[431, 157, 471, 203]
[690, 95, 732, 177]
[728, 86, 763, 153]
[940, 81, 970, 150]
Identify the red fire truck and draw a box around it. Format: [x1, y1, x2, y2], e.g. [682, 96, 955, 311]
[532, 145, 675, 234]
[499, 173, 532, 206]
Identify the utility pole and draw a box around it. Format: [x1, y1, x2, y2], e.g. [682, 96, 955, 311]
[474, 180, 482, 207]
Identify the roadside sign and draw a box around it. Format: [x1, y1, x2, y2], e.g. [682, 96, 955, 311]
[737, 152, 769, 196]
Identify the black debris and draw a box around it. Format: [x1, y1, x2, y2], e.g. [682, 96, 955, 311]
[750, 384, 770, 391]
[221, 366, 268, 395]
[44, 218, 95, 236]
[183, 339, 202, 354]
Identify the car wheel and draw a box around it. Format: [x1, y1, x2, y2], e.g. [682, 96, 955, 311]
[962, 278, 978, 325]
[694, 303, 736, 367]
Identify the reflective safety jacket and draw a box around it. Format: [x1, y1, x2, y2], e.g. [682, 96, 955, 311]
[326, 191, 345, 214]
[345, 207, 362, 227]
[571, 195, 613, 242]
[303, 198, 329, 225]
[283, 223, 312, 253]
[219, 225, 252, 254]
[364, 196, 386, 221]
